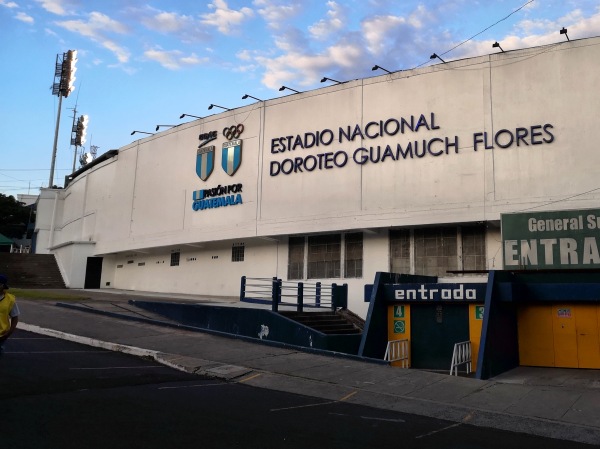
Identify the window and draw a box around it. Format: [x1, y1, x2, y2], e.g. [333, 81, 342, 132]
[462, 225, 486, 271]
[390, 226, 486, 277]
[170, 251, 180, 267]
[308, 234, 341, 279]
[232, 243, 245, 262]
[414, 227, 458, 277]
[287, 237, 304, 280]
[390, 229, 411, 274]
[344, 233, 363, 278]
[288, 233, 362, 280]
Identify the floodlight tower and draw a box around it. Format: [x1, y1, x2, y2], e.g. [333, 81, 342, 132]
[71, 114, 88, 172]
[49, 50, 77, 187]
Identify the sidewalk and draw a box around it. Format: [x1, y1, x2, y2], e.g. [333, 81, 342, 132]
[14, 289, 600, 445]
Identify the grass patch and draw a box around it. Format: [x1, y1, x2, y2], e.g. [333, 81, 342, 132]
[11, 288, 88, 301]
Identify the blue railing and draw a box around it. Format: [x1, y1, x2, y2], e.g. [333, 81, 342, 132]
[240, 276, 348, 312]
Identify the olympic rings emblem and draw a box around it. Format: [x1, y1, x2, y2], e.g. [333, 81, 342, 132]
[223, 124, 244, 140]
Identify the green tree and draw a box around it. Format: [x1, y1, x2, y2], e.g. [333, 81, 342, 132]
[0, 194, 32, 239]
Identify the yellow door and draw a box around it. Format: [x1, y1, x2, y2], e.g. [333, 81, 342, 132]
[517, 305, 554, 367]
[575, 305, 600, 369]
[552, 305, 578, 368]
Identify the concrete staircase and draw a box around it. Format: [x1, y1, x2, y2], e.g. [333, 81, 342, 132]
[0, 253, 66, 288]
[279, 310, 363, 335]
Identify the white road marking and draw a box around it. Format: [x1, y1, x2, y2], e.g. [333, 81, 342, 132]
[416, 423, 462, 439]
[158, 383, 227, 390]
[70, 366, 166, 370]
[361, 416, 405, 423]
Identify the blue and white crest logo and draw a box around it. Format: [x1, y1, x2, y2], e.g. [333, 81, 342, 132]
[196, 146, 215, 181]
[222, 140, 242, 176]
[221, 124, 244, 176]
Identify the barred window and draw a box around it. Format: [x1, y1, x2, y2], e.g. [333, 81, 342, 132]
[344, 233, 363, 278]
[288, 237, 305, 280]
[232, 243, 245, 262]
[414, 227, 458, 277]
[308, 234, 341, 279]
[390, 229, 410, 274]
[170, 251, 180, 267]
[462, 225, 486, 271]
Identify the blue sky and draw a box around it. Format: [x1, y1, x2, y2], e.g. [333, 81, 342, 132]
[1, 0, 599, 197]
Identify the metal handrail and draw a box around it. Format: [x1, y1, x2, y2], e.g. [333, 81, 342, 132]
[450, 341, 472, 376]
[384, 339, 409, 368]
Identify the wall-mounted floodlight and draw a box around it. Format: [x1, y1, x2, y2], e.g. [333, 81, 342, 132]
[131, 130, 154, 136]
[279, 86, 300, 93]
[371, 65, 392, 74]
[320, 77, 343, 84]
[492, 42, 505, 53]
[180, 113, 202, 119]
[430, 53, 446, 63]
[208, 104, 230, 111]
[560, 27, 569, 41]
[242, 94, 263, 101]
[155, 125, 176, 131]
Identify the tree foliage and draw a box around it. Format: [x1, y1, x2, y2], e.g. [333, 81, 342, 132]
[0, 194, 33, 239]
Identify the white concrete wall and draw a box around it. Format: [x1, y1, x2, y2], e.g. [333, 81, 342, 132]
[35, 38, 600, 313]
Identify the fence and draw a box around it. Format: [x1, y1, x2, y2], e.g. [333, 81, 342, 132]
[450, 341, 472, 376]
[10, 245, 30, 254]
[384, 339, 409, 368]
[240, 276, 348, 312]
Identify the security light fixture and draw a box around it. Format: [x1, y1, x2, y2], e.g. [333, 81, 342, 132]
[371, 65, 392, 74]
[180, 113, 202, 119]
[131, 131, 154, 136]
[242, 94, 263, 101]
[155, 125, 176, 131]
[279, 86, 300, 93]
[208, 104, 230, 111]
[430, 53, 446, 63]
[492, 42, 505, 52]
[560, 27, 569, 41]
[320, 77, 343, 84]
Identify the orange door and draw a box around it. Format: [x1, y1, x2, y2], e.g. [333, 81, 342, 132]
[518, 305, 554, 367]
[552, 305, 578, 368]
[575, 305, 600, 369]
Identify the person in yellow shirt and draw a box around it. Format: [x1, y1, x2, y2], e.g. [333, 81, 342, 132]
[0, 274, 19, 355]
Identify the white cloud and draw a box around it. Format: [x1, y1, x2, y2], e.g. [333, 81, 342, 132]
[15, 12, 34, 23]
[254, 0, 303, 29]
[56, 12, 130, 63]
[142, 10, 194, 34]
[144, 48, 207, 70]
[34, 0, 75, 16]
[362, 15, 407, 55]
[309, 1, 346, 40]
[201, 0, 254, 35]
[0, 1, 18, 8]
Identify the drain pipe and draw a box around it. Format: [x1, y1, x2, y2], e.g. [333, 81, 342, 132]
[48, 189, 59, 249]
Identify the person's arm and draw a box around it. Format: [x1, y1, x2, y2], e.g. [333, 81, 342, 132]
[0, 313, 19, 343]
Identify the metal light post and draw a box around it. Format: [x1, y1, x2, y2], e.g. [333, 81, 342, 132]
[49, 50, 77, 187]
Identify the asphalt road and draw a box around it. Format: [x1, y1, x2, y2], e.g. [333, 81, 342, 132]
[1, 330, 592, 449]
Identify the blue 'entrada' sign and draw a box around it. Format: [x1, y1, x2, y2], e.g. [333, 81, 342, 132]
[386, 283, 487, 303]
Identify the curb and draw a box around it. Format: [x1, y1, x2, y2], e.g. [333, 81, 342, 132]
[19, 322, 250, 381]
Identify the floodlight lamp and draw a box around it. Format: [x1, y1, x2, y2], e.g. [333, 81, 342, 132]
[279, 86, 300, 94]
[430, 53, 446, 63]
[560, 27, 569, 41]
[321, 77, 343, 84]
[242, 94, 263, 101]
[180, 113, 202, 120]
[371, 65, 392, 74]
[208, 104, 230, 111]
[492, 42, 504, 52]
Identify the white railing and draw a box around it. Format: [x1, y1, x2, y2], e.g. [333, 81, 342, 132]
[10, 244, 30, 254]
[384, 339, 409, 368]
[450, 341, 472, 376]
